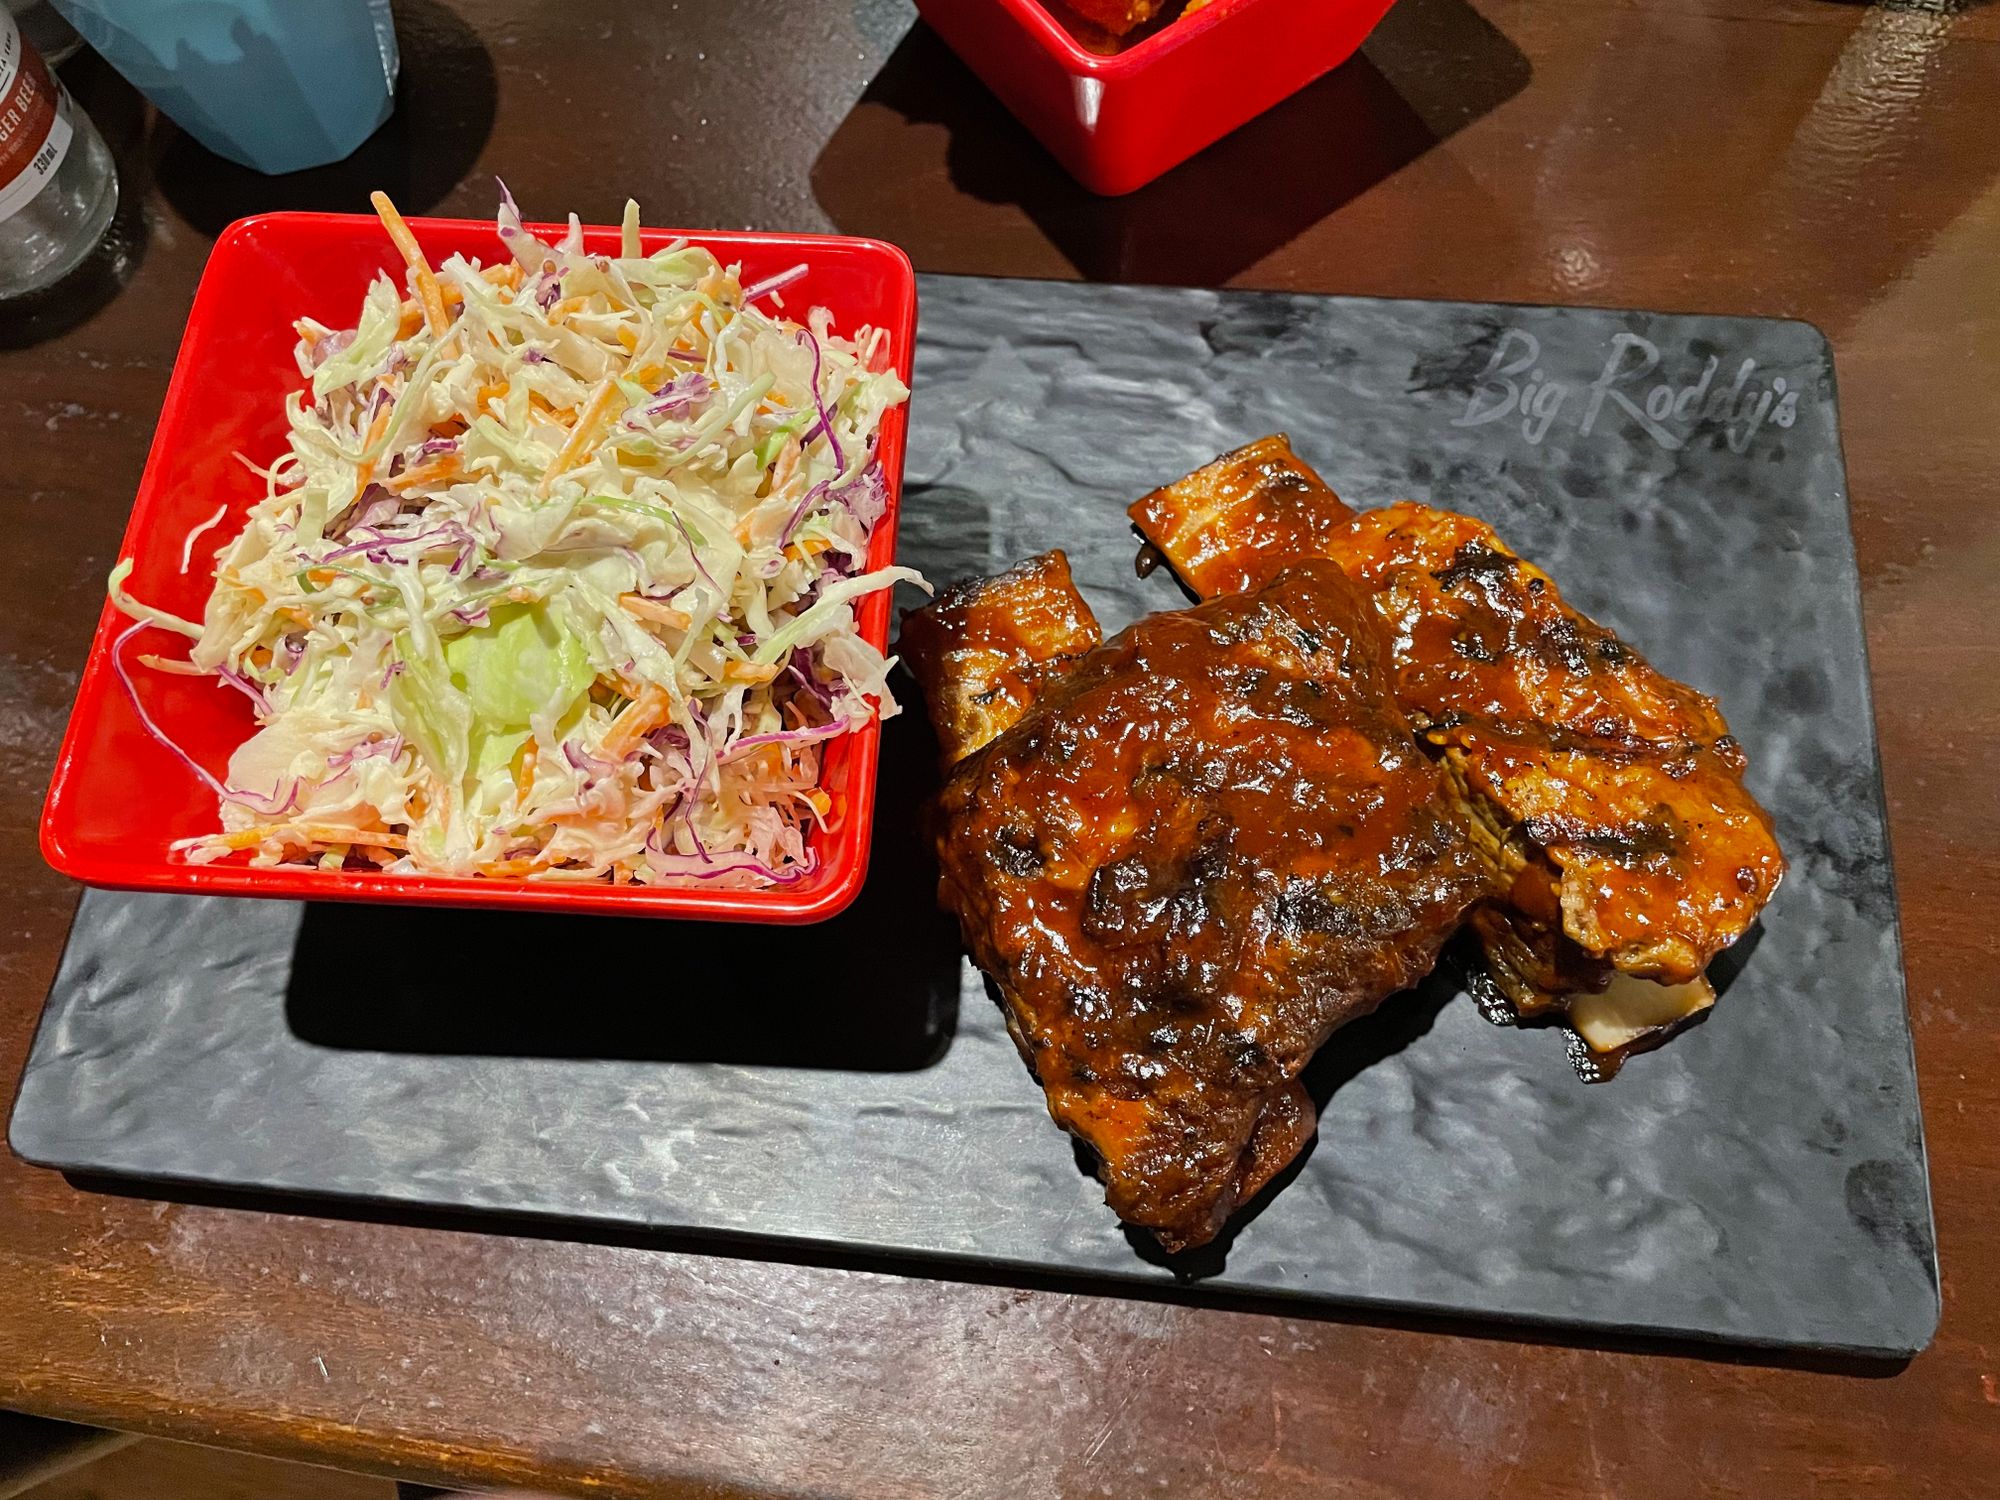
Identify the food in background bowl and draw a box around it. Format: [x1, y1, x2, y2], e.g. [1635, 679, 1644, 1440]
[106, 190, 923, 887]
[1053, 0, 1210, 47]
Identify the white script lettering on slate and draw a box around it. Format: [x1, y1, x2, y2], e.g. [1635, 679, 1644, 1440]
[1451, 329, 1802, 453]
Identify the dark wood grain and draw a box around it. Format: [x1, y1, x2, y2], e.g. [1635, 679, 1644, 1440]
[2, 1, 1996, 1495]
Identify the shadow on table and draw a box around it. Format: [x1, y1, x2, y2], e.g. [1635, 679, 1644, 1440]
[150, 0, 496, 236]
[283, 710, 962, 1074]
[811, 0, 1531, 285]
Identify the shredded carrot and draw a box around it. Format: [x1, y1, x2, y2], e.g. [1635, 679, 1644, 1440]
[353, 401, 397, 489]
[476, 378, 510, 410]
[722, 661, 782, 686]
[396, 303, 424, 339]
[483, 852, 551, 877]
[784, 536, 832, 563]
[299, 323, 322, 348]
[136, 653, 207, 676]
[219, 824, 410, 852]
[512, 739, 537, 798]
[538, 376, 626, 497]
[602, 683, 675, 760]
[370, 190, 449, 337]
[548, 295, 588, 324]
[619, 593, 691, 630]
[386, 453, 463, 493]
[804, 789, 833, 819]
[615, 326, 638, 352]
[481, 263, 524, 289]
[441, 281, 465, 308]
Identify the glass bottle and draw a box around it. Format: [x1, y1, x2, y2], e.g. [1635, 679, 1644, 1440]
[8, 1, 82, 67]
[0, 9, 115, 300]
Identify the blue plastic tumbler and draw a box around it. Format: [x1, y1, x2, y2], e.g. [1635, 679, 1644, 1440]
[52, 0, 398, 175]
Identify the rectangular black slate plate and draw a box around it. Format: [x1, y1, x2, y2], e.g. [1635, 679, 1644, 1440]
[10, 275, 1938, 1357]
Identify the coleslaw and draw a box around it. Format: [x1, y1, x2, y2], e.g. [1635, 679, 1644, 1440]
[107, 188, 923, 886]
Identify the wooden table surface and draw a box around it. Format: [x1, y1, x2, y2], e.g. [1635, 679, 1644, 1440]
[3, 1, 1997, 1495]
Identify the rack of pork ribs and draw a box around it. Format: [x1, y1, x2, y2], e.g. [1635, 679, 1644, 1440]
[899, 437, 1786, 1252]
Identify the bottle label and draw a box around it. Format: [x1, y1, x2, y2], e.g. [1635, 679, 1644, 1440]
[0, 15, 73, 224]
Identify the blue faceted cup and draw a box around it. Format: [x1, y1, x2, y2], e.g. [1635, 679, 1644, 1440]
[53, 0, 399, 175]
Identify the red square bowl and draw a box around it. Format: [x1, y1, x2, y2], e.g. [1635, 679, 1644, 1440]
[41, 212, 919, 922]
[915, 0, 1399, 196]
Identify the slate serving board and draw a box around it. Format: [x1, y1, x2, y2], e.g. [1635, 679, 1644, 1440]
[11, 275, 1937, 1356]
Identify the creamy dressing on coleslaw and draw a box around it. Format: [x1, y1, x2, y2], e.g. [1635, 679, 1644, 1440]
[108, 189, 922, 886]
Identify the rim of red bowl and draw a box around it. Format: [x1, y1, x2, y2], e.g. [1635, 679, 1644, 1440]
[993, 0, 1255, 75]
[40, 211, 919, 923]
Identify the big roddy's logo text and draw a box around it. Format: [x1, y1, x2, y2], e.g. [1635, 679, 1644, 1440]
[1451, 329, 1803, 453]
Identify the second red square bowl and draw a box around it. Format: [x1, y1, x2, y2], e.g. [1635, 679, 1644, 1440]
[916, 0, 1400, 195]
[40, 212, 919, 922]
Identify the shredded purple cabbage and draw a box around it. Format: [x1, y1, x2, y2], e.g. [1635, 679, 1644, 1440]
[646, 724, 691, 757]
[795, 329, 846, 472]
[323, 520, 477, 570]
[323, 734, 405, 773]
[778, 480, 830, 548]
[563, 741, 621, 777]
[835, 461, 890, 534]
[308, 326, 354, 370]
[642, 371, 712, 423]
[668, 510, 719, 592]
[642, 834, 816, 883]
[740, 262, 808, 304]
[721, 722, 847, 761]
[112, 622, 299, 816]
[214, 666, 272, 716]
[330, 485, 401, 540]
[785, 657, 835, 712]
